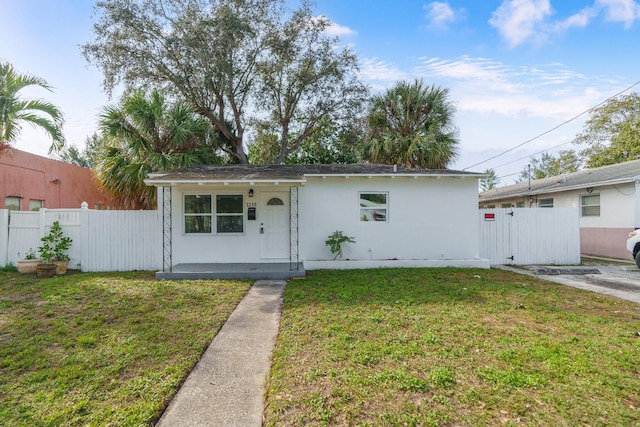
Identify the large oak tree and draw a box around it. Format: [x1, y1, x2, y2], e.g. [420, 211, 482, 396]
[82, 0, 367, 164]
[573, 92, 640, 168]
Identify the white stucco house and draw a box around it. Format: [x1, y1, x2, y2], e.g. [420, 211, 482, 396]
[479, 160, 640, 259]
[145, 164, 489, 279]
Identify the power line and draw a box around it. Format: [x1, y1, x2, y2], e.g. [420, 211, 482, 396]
[490, 139, 573, 172]
[462, 79, 640, 171]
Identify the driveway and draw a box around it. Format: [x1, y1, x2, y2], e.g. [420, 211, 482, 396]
[497, 259, 640, 304]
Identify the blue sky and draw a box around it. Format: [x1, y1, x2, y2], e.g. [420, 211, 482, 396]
[2, 0, 640, 183]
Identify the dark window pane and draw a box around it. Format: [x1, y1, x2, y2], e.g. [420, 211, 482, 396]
[217, 215, 243, 233]
[360, 193, 386, 207]
[267, 197, 284, 206]
[217, 195, 243, 213]
[185, 195, 211, 214]
[185, 216, 212, 233]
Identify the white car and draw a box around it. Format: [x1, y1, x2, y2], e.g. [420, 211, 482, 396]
[627, 229, 640, 269]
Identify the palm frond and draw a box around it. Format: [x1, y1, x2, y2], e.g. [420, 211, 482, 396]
[94, 89, 222, 208]
[365, 79, 459, 169]
[0, 61, 65, 151]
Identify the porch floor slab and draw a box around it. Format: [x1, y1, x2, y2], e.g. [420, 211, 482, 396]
[156, 263, 305, 281]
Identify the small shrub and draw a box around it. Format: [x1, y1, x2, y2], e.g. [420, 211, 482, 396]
[0, 263, 17, 272]
[325, 231, 356, 260]
[18, 249, 37, 260]
[38, 221, 72, 263]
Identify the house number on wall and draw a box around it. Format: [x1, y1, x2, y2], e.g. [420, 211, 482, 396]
[247, 202, 256, 208]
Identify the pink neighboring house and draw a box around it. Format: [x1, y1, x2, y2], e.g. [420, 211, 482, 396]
[0, 148, 119, 211]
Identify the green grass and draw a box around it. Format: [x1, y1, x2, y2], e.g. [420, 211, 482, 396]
[265, 268, 640, 426]
[0, 270, 250, 426]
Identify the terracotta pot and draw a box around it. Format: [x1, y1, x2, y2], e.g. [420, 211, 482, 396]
[35, 263, 57, 278]
[54, 260, 70, 275]
[17, 259, 41, 274]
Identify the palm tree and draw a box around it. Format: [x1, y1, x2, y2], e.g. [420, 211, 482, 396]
[0, 61, 65, 152]
[364, 79, 459, 169]
[95, 90, 221, 209]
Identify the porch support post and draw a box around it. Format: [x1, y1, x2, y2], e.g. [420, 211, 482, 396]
[162, 186, 172, 272]
[290, 186, 299, 270]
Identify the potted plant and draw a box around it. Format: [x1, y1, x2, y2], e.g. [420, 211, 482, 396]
[37, 221, 73, 277]
[17, 248, 41, 273]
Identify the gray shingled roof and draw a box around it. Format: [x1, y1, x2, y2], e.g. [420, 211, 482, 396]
[479, 159, 640, 202]
[146, 164, 481, 184]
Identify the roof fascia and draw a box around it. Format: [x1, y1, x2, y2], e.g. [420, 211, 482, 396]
[479, 177, 634, 201]
[304, 173, 482, 178]
[144, 178, 306, 186]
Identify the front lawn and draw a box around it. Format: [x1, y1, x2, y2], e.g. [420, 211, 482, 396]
[0, 271, 250, 426]
[265, 268, 640, 426]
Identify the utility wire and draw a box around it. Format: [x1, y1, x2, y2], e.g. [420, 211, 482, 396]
[491, 139, 573, 172]
[462, 79, 640, 171]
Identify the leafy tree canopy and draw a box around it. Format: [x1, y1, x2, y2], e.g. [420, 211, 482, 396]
[249, 116, 365, 164]
[573, 92, 640, 168]
[82, 0, 367, 164]
[479, 168, 500, 192]
[0, 61, 65, 152]
[517, 150, 582, 183]
[364, 79, 459, 169]
[56, 133, 104, 169]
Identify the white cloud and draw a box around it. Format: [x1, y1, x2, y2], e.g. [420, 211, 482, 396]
[316, 15, 357, 36]
[360, 58, 408, 84]
[555, 7, 596, 30]
[417, 56, 510, 85]
[489, 0, 640, 46]
[413, 56, 606, 121]
[596, 0, 640, 27]
[489, 0, 553, 47]
[424, 2, 460, 28]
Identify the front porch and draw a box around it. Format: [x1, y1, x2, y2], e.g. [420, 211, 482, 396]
[155, 262, 305, 281]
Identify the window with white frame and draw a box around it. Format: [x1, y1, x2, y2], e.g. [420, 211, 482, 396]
[581, 194, 600, 217]
[184, 194, 212, 234]
[359, 192, 388, 222]
[501, 203, 512, 208]
[216, 194, 244, 233]
[538, 198, 554, 208]
[516, 201, 525, 208]
[5, 197, 20, 211]
[29, 200, 43, 211]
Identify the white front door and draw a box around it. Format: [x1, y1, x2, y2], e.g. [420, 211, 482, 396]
[260, 192, 289, 259]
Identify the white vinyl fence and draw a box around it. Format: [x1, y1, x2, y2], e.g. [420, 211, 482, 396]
[480, 208, 581, 265]
[0, 208, 161, 271]
[1, 206, 580, 271]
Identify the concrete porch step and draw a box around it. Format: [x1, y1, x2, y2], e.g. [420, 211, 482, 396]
[156, 262, 305, 281]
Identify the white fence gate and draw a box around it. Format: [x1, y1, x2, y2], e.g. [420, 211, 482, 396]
[0, 208, 162, 271]
[479, 208, 581, 265]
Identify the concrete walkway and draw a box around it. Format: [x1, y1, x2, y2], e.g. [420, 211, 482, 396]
[495, 265, 640, 304]
[156, 280, 286, 427]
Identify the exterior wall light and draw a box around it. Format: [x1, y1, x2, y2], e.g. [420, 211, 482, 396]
[248, 188, 254, 198]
